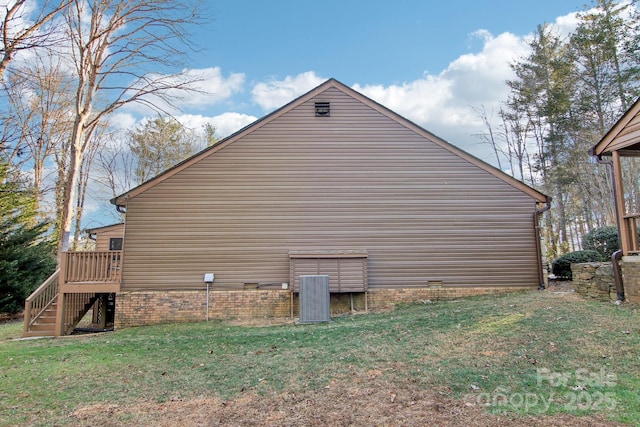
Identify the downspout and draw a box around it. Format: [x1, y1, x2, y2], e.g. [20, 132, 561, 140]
[534, 200, 551, 290]
[593, 152, 625, 302]
[115, 202, 127, 294]
[611, 250, 624, 302]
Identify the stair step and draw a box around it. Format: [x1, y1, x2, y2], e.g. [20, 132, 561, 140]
[23, 292, 98, 338]
[29, 323, 56, 332]
[22, 330, 55, 338]
[36, 316, 57, 325]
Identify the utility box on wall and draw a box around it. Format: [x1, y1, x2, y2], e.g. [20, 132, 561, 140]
[299, 275, 330, 323]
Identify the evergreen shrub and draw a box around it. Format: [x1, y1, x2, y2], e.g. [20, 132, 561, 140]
[551, 250, 602, 279]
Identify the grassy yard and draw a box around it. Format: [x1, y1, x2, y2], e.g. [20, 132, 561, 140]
[1, 289, 639, 426]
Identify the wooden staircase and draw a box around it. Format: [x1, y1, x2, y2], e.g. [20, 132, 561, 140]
[23, 269, 60, 338]
[23, 281, 100, 337]
[23, 302, 58, 337]
[23, 250, 122, 337]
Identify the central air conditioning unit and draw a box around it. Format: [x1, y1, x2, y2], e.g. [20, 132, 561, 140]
[299, 275, 330, 323]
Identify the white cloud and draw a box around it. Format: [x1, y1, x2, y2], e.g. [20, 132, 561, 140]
[446, 31, 526, 108]
[174, 112, 257, 139]
[552, 12, 581, 39]
[107, 112, 137, 131]
[252, 71, 328, 111]
[177, 67, 246, 108]
[350, 30, 538, 161]
[206, 112, 258, 139]
[125, 67, 246, 116]
[355, 31, 526, 130]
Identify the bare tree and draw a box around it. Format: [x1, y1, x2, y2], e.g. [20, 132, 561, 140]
[1, 53, 74, 213]
[57, 0, 205, 254]
[72, 122, 108, 248]
[94, 134, 136, 201]
[473, 105, 503, 171]
[0, 0, 71, 77]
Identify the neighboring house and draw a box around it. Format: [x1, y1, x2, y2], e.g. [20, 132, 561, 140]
[86, 223, 125, 251]
[590, 96, 640, 303]
[24, 78, 550, 336]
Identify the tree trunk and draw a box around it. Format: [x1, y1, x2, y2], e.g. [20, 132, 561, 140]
[57, 115, 86, 258]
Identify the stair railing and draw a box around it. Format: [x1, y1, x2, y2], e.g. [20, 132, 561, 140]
[23, 269, 60, 336]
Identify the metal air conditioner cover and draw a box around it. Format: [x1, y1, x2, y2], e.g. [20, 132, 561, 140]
[299, 275, 330, 323]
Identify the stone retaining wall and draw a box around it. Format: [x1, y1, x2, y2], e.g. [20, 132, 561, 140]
[571, 262, 616, 301]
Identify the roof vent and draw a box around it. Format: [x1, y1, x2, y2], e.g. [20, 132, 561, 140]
[315, 101, 330, 117]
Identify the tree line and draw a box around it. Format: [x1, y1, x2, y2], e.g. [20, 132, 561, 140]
[477, 0, 640, 260]
[0, 0, 209, 313]
[0, 1, 211, 250]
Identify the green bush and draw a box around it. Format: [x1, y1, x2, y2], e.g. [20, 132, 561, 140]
[551, 250, 602, 279]
[582, 226, 619, 261]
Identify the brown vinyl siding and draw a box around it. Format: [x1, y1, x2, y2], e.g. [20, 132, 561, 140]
[121, 86, 541, 291]
[89, 223, 124, 252]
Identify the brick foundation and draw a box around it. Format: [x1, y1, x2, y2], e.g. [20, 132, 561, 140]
[622, 257, 640, 303]
[115, 290, 293, 328]
[115, 286, 535, 329]
[367, 286, 531, 310]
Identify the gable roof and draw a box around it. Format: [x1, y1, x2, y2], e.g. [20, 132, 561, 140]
[591, 96, 640, 156]
[112, 78, 549, 206]
[85, 222, 124, 233]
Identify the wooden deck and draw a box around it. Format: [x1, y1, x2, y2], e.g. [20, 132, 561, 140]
[23, 250, 122, 337]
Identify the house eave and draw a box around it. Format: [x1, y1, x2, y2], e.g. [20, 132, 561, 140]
[591, 96, 640, 156]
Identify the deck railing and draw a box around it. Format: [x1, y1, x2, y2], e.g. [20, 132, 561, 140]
[62, 250, 122, 283]
[23, 269, 60, 335]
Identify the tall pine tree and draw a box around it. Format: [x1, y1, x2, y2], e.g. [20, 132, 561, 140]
[0, 163, 56, 314]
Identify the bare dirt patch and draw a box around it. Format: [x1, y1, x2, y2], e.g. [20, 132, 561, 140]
[546, 279, 576, 294]
[70, 383, 622, 427]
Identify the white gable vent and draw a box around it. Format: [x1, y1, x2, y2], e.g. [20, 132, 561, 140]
[299, 275, 330, 323]
[315, 101, 330, 117]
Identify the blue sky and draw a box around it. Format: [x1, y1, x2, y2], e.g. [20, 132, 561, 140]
[91, 0, 597, 227]
[199, 0, 585, 86]
[131, 0, 589, 162]
[14, 1, 607, 227]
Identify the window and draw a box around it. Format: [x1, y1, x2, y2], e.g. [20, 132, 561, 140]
[109, 237, 123, 251]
